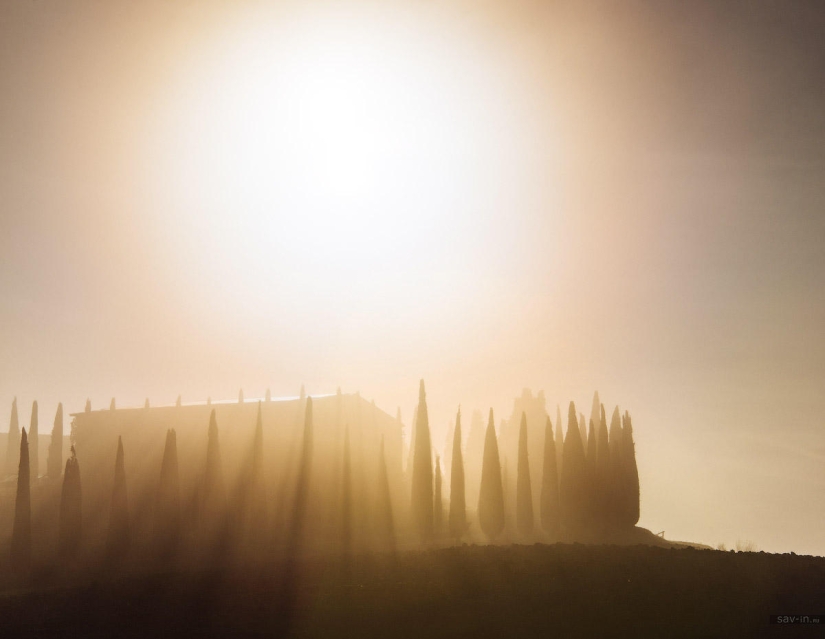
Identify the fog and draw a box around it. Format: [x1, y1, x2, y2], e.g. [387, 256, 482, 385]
[1, 0, 824, 563]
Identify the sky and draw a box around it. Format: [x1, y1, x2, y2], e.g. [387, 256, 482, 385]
[1, 0, 824, 555]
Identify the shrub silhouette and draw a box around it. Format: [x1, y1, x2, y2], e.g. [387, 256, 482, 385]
[448, 408, 467, 541]
[156, 429, 180, 553]
[106, 436, 130, 559]
[410, 380, 433, 542]
[540, 416, 560, 535]
[47, 402, 63, 484]
[516, 412, 534, 537]
[478, 408, 505, 541]
[29, 400, 38, 483]
[5, 397, 20, 478]
[11, 428, 31, 570]
[59, 446, 82, 558]
[560, 402, 587, 533]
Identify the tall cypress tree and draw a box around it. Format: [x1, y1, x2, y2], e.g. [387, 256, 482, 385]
[596, 404, 611, 528]
[516, 412, 534, 536]
[5, 397, 20, 478]
[540, 416, 560, 535]
[554, 406, 564, 475]
[84, 398, 91, 413]
[248, 401, 265, 525]
[586, 418, 598, 525]
[608, 406, 624, 527]
[144, 398, 150, 409]
[110, 398, 116, 411]
[433, 456, 443, 537]
[410, 380, 433, 542]
[478, 408, 505, 541]
[29, 400, 38, 484]
[622, 412, 640, 527]
[59, 446, 82, 558]
[203, 409, 226, 524]
[376, 435, 395, 550]
[341, 424, 352, 553]
[589, 392, 601, 444]
[559, 402, 587, 533]
[107, 436, 130, 559]
[47, 402, 64, 484]
[11, 428, 31, 569]
[156, 429, 180, 551]
[448, 408, 466, 540]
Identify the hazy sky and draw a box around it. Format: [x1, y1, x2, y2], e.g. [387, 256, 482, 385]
[2, 0, 824, 555]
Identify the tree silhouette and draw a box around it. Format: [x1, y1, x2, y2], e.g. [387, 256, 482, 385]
[622, 411, 640, 526]
[107, 436, 130, 559]
[540, 416, 560, 535]
[144, 398, 150, 409]
[560, 402, 587, 533]
[203, 409, 226, 524]
[410, 380, 433, 542]
[247, 401, 266, 526]
[434, 455, 443, 537]
[596, 404, 611, 529]
[84, 398, 91, 413]
[341, 424, 352, 554]
[47, 402, 63, 484]
[586, 418, 598, 525]
[156, 429, 180, 552]
[478, 408, 505, 541]
[376, 435, 395, 550]
[5, 397, 20, 478]
[516, 412, 534, 537]
[176, 395, 182, 407]
[110, 398, 116, 410]
[59, 446, 82, 558]
[554, 405, 564, 476]
[448, 408, 466, 540]
[608, 406, 624, 526]
[29, 400, 38, 484]
[11, 428, 31, 569]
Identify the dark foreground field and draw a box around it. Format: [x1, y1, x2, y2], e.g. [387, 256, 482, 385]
[1, 543, 823, 638]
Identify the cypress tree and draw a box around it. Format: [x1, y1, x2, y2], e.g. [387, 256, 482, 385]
[203, 409, 226, 523]
[29, 400, 38, 484]
[586, 418, 598, 525]
[478, 408, 505, 541]
[11, 428, 31, 569]
[433, 456, 443, 537]
[47, 402, 64, 484]
[376, 435, 395, 550]
[540, 416, 560, 535]
[176, 395, 182, 407]
[84, 399, 91, 413]
[596, 404, 611, 528]
[107, 436, 130, 559]
[341, 424, 352, 553]
[410, 380, 433, 542]
[58, 446, 82, 558]
[5, 397, 20, 478]
[156, 429, 180, 550]
[144, 398, 150, 409]
[448, 408, 466, 540]
[559, 402, 587, 533]
[608, 406, 624, 526]
[578, 412, 587, 450]
[554, 405, 563, 475]
[289, 397, 313, 547]
[110, 398, 116, 410]
[622, 412, 640, 526]
[516, 412, 534, 536]
[243, 401, 266, 537]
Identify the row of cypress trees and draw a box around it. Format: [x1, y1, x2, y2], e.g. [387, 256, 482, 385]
[410, 382, 640, 542]
[5, 398, 66, 485]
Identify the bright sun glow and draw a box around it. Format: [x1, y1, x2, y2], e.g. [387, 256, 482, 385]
[158, 7, 536, 329]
